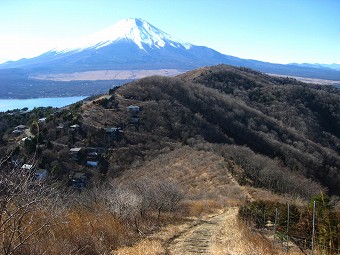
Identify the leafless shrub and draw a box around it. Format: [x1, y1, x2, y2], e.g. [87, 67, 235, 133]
[129, 179, 155, 218]
[109, 187, 142, 220]
[0, 169, 60, 255]
[151, 180, 184, 219]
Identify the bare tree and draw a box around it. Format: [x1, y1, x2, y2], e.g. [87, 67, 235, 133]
[130, 178, 184, 220]
[130, 179, 155, 218]
[109, 187, 142, 220]
[152, 181, 183, 220]
[0, 168, 58, 255]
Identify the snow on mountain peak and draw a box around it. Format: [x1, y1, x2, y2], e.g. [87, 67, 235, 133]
[55, 18, 191, 52]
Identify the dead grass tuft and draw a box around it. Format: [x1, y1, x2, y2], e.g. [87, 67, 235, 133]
[112, 239, 163, 255]
[211, 207, 304, 255]
[245, 186, 308, 206]
[182, 199, 223, 217]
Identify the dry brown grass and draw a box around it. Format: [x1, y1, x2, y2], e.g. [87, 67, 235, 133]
[182, 199, 223, 217]
[245, 186, 308, 207]
[30, 206, 134, 255]
[112, 239, 163, 255]
[114, 146, 247, 202]
[112, 219, 194, 255]
[211, 208, 304, 255]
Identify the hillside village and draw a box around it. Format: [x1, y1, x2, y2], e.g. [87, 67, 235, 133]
[0, 65, 339, 254]
[2, 97, 142, 188]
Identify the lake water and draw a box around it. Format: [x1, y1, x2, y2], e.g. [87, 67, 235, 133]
[0, 96, 87, 112]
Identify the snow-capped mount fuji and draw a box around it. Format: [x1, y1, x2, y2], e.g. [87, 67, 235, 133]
[1, 18, 340, 81]
[2, 18, 205, 73]
[55, 18, 192, 53]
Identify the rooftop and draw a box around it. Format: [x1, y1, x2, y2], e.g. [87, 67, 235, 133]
[21, 164, 33, 170]
[70, 147, 82, 152]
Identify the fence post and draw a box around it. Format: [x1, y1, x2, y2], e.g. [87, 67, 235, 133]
[273, 208, 278, 245]
[286, 204, 290, 253]
[311, 200, 316, 255]
[263, 207, 266, 230]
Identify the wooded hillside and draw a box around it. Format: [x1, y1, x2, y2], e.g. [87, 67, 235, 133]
[115, 65, 340, 194]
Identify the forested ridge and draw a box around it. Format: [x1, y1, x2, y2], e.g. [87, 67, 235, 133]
[1, 64, 339, 195]
[117, 65, 340, 194]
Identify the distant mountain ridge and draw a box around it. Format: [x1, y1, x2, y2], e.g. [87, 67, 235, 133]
[290, 63, 340, 71]
[1, 18, 340, 81]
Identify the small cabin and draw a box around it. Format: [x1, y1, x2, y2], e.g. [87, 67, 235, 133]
[21, 164, 33, 171]
[15, 125, 26, 130]
[105, 127, 122, 138]
[69, 124, 80, 131]
[12, 129, 22, 136]
[126, 105, 140, 113]
[38, 117, 47, 124]
[56, 124, 65, 135]
[87, 159, 99, 167]
[69, 147, 82, 161]
[71, 172, 87, 188]
[86, 148, 100, 167]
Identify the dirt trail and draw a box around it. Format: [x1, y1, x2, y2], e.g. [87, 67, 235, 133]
[167, 207, 238, 255]
[166, 170, 253, 255]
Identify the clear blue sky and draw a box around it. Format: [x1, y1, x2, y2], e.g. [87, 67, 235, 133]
[0, 0, 339, 64]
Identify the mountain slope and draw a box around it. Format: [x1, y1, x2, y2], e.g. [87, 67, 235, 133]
[1, 18, 340, 81]
[1, 64, 338, 255]
[291, 63, 340, 71]
[107, 65, 339, 194]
